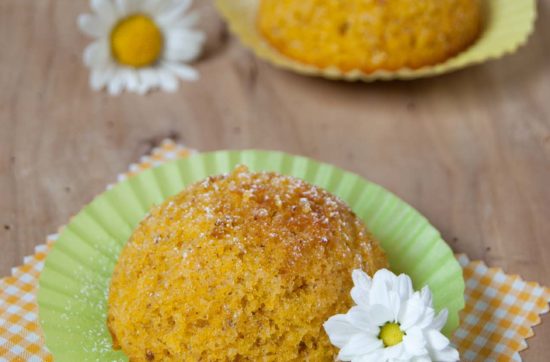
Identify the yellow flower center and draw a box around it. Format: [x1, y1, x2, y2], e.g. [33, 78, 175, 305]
[110, 14, 163, 68]
[379, 323, 404, 347]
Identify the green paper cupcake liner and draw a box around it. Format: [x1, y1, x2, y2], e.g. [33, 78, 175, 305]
[38, 151, 465, 361]
[215, 0, 537, 81]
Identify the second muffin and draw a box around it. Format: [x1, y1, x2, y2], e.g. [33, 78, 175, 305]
[257, 0, 482, 72]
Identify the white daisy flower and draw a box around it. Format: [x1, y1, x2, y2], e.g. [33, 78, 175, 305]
[324, 269, 460, 362]
[78, 0, 205, 95]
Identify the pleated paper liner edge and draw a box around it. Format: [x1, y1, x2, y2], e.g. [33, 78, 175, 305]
[37, 150, 464, 360]
[215, 0, 537, 81]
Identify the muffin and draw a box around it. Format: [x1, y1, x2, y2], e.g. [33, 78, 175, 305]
[257, 0, 482, 72]
[107, 165, 388, 361]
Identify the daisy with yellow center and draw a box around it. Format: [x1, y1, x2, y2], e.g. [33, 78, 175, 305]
[79, 0, 205, 95]
[324, 269, 460, 361]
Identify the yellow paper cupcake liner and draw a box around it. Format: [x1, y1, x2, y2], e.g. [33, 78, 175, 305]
[215, 0, 537, 81]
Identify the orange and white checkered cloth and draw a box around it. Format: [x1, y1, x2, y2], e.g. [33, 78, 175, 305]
[1, 141, 549, 362]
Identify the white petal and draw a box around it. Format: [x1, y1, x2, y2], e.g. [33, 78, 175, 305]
[171, 28, 205, 42]
[370, 271, 394, 307]
[351, 269, 372, 306]
[91, 0, 118, 24]
[350, 269, 372, 306]
[411, 356, 432, 362]
[167, 28, 205, 43]
[83, 41, 110, 67]
[338, 334, 383, 361]
[431, 309, 449, 331]
[420, 286, 433, 306]
[398, 293, 425, 330]
[396, 273, 414, 301]
[356, 350, 384, 362]
[128, 71, 140, 92]
[135, 80, 150, 94]
[369, 269, 401, 308]
[372, 269, 398, 289]
[416, 306, 435, 330]
[164, 62, 199, 81]
[388, 290, 402, 321]
[425, 329, 450, 351]
[430, 346, 460, 362]
[323, 314, 362, 349]
[158, 69, 179, 92]
[90, 70, 104, 90]
[346, 306, 381, 335]
[147, 0, 172, 15]
[116, 69, 130, 92]
[120, 68, 140, 92]
[83, 43, 98, 67]
[91, 0, 113, 12]
[403, 327, 428, 357]
[382, 343, 406, 359]
[115, 0, 143, 16]
[164, 31, 205, 62]
[136, 68, 159, 94]
[366, 304, 394, 327]
[107, 73, 125, 95]
[115, 0, 128, 15]
[164, 40, 203, 63]
[143, 0, 167, 14]
[78, 14, 105, 37]
[156, 0, 192, 25]
[90, 67, 114, 90]
[350, 288, 369, 308]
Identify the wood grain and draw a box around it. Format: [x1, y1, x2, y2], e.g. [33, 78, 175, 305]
[1, 0, 549, 359]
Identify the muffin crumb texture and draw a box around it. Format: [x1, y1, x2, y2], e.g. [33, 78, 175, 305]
[257, 0, 482, 72]
[108, 166, 388, 361]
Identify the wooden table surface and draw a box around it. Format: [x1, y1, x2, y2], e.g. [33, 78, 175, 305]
[1, 0, 549, 359]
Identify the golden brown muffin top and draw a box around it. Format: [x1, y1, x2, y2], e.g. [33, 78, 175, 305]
[108, 166, 388, 361]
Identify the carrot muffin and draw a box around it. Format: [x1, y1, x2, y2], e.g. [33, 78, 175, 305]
[257, 0, 482, 72]
[107, 166, 388, 361]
